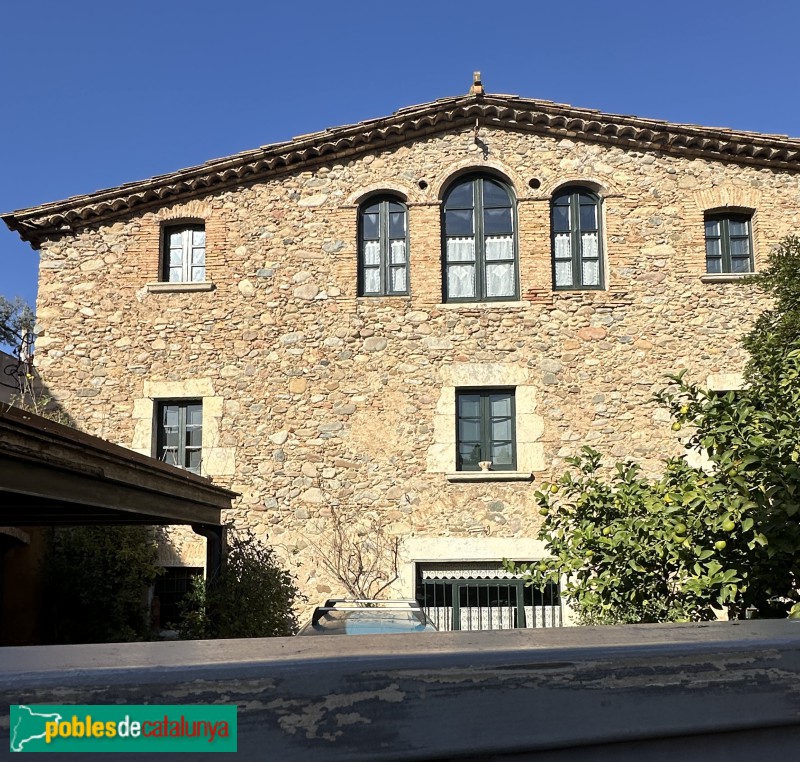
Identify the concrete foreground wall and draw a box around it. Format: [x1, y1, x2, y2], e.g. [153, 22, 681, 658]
[1, 620, 799, 760]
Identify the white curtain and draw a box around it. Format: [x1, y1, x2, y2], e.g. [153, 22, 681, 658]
[363, 240, 380, 266]
[364, 269, 380, 293]
[581, 232, 598, 259]
[554, 233, 572, 287]
[447, 237, 475, 262]
[582, 260, 600, 286]
[447, 238, 476, 298]
[581, 233, 600, 285]
[484, 235, 513, 260]
[390, 240, 406, 264]
[390, 268, 406, 292]
[485, 264, 514, 297]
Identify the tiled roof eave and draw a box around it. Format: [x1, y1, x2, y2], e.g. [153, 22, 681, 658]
[5, 94, 800, 245]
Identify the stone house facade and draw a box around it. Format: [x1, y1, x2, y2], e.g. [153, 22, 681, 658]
[6, 78, 800, 629]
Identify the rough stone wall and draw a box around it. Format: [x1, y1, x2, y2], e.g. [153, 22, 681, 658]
[30, 125, 800, 603]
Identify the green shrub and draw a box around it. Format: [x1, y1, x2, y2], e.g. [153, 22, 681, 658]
[179, 528, 302, 639]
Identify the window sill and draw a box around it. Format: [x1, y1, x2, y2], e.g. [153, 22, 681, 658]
[446, 471, 534, 483]
[145, 282, 216, 293]
[437, 301, 527, 310]
[699, 273, 756, 284]
[356, 295, 412, 301]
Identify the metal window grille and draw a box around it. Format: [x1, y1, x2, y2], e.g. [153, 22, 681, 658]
[416, 564, 562, 632]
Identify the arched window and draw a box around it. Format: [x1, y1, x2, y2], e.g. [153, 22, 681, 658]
[358, 197, 409, 296]
[442, 175, 517, 302]
[551, 187, 603, 290]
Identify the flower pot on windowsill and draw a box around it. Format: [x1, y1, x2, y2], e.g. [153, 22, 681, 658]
[478, 461, 492, 472]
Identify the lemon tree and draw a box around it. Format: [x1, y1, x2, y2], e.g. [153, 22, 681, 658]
[514, 238, 800, 623]
[513, 448, 761, 624]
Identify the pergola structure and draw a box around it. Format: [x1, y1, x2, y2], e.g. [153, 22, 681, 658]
[0, 403, 236, 573]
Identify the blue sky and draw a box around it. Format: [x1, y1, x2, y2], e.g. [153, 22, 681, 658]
[2, 0, 799, 318]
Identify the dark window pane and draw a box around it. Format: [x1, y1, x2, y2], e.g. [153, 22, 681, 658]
[729, 220, 749, 237]
[579, 202, 597, 231]
[163, 449, 179, 467]
[361, 212, 379, 240]
[731, 257, 752, 273]
[490, 394, 512, 416]
[163, 428, 179, 449]
[459, 443, 482, 468]
[552, 204, 571, 233]
[483, 207, 513, 235]
[459, 419, 481, 441]
[187, 450, 202, 473]
[706, 239, 721, 258]
[491, 442, 514, 466]
[458, 394, 481, 418]
[389, 211, 406, 238]
[163, 406, 179, 427]
[706, 257, 722, 273]
[186, 428, 202, 448]
[445, 181, 475, 209]
[491, 418, 512, 441]
[446, 209, 474, 236]
[729, 237, 750, 257]
[482, 179, 511, 208]
[362, 201, 380, 215]
[705, 219, 720, 237]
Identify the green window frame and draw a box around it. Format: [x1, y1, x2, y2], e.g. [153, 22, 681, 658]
[551, 187, 603, 290]
[705, 213, 753, 274]
[162, 224, 206, 283]
[442, 175, 518, 302]
[358, 197, 409, 296]
[456, 389, 516, 471]
[155, 400, 203, 474]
